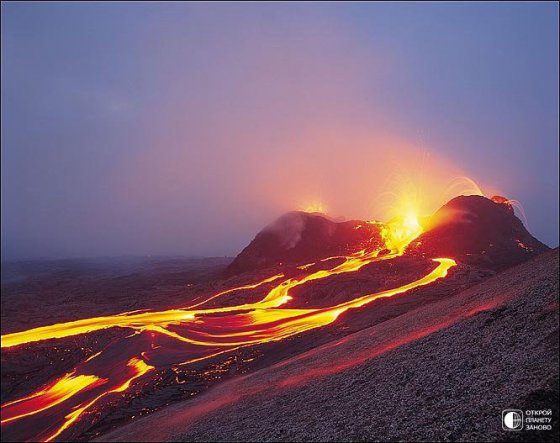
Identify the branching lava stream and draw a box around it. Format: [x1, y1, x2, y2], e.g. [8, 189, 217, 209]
[1, 214, 456, 441]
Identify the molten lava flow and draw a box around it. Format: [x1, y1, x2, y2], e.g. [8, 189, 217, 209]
[1, 373, 105, 425]
[1, 357, 154, 442]
[1, 212, 456, 441]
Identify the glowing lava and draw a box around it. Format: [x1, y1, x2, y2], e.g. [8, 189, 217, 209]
[1, 212, 456, 441]
[299, 201, 327, 214]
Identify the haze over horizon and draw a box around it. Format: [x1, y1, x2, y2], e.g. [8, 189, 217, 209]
[1, 2, 558, 260]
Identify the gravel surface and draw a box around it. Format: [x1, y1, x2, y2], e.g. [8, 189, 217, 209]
[100, 249, 559, 442]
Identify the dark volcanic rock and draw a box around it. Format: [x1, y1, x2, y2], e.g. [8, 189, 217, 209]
[225, 212, 383, 276]
[99, 249, 559, 443]
[227, 196, 549, 276]
[408, 195, 549, 270]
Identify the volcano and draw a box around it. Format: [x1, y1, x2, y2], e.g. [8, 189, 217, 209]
[225, 212, 384, 276]
[407, 195, 549, 270]
[1, 194, 555, 443]
[227, 195, 549, 276]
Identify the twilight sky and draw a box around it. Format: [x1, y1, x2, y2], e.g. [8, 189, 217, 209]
[1, 2, 558, 259]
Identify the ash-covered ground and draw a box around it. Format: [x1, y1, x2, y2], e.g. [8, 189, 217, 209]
[102, 249, 559, 442]
[1, 256, 233, 335]
[1, 254, 501, 441]
[1, 196, 557, 442]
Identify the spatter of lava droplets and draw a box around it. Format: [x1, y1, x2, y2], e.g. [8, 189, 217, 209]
[1, 215, 455, 441]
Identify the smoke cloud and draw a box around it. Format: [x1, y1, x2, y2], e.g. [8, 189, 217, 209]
[2, 3, 558, 259]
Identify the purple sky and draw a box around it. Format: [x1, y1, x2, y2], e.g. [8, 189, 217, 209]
[1, 2, 558, 259]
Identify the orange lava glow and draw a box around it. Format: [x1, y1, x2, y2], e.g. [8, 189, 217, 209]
[1, 212, 456, 441]
[299, 200, 327, 214]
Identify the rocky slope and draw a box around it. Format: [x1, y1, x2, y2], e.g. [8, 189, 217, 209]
[100, 249, 558, 442]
